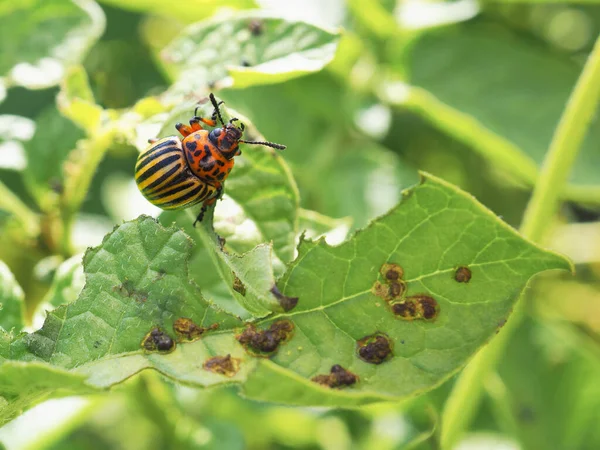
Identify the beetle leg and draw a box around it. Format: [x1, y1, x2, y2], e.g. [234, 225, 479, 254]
[188, 119, 203, 132]
[176, 122, 194, 137]
[193, 204, 208, 227]
[193, 184, 223, 227]
[191, 116, 216, 127]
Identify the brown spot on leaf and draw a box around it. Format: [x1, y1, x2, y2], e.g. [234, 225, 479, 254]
[312, 365, 358, 388]
[372, 280, 406, 302]
[236, 320, 294, 355]
[357, 333, 393, 364]
[381, 263, 404, 281]
[392, 294, 439, 321]
[455, 266, 472, 283]
[173, 318, 218, 342]
[141, 327, 176, 353]
[372, 263, 406, 303]
[232, 273, 246, 296]
[203, 354, 240, 377]
[270, 285, 298, 312]
[388, 281, 405, 298]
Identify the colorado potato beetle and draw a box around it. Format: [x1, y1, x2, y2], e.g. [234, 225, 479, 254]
[135, 94, 286, 225]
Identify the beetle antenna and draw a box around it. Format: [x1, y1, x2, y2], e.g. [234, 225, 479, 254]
[239, 139, 286, 150]
[209, 93, 226, 127]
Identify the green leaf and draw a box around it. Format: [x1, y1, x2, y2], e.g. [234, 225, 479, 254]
[22, 106, 85, 212]
[498, 319, 600, 450]
[2, 175, 570, 414]
[98, 0, 257, 23]
[348, 0, 397, 40]
[161, 12, 340, 99]
[0, 0, 105, 89]
[57, 65, 103, 134]
[6, 216, 251, 383]
[191, 212, 284, 319]
[0, 78, 5, 104]
[41, 254, 85, 308]
[242, 174, 571, 405]
[0, 262, 25, 333]
[407, 20, 600, 191]
[0, 360, 93, 426]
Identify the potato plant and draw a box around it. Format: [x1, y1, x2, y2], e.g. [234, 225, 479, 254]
[1, 1, 599, 449]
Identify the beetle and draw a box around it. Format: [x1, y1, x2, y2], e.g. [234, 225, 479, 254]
[135, 93, 285, 225]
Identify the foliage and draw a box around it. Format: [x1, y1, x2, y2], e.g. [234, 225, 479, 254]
[1, 1, 600, 450]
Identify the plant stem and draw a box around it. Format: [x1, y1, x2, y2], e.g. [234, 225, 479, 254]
[59, 130, 114, 256]
[440, 34, 600, 450]
[0, 180, 39, 237]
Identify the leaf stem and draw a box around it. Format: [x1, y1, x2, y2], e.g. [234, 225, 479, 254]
[440, 34, 600, 450]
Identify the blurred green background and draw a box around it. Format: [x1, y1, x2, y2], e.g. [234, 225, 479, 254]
[2, 0, 600, 449]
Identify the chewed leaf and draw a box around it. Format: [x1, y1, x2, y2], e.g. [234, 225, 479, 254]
[241, 174, 571, 405]
[161, 12, 340, 99]
[0, 175, 570, 416]
[8, 217, 238, 364]
[0, 0, 104, 89]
